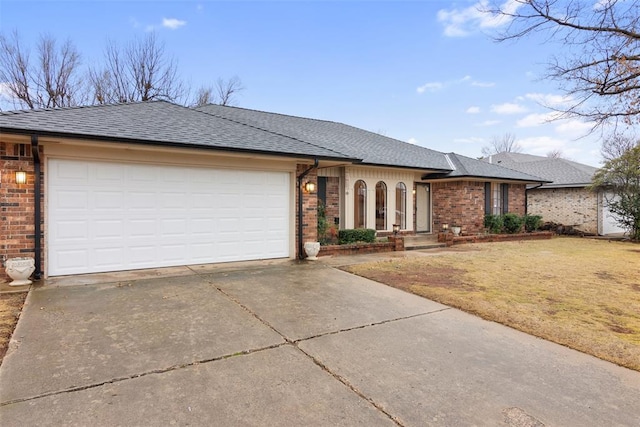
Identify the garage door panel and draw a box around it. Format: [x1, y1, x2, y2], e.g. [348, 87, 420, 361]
[48, 159, 290, 276]
[93, 220, 123, 240]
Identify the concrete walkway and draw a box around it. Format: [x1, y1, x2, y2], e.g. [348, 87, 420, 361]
[1, 260, 639, 426]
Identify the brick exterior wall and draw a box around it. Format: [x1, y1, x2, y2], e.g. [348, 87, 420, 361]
[432, 181, 527, 235]
[324, 176, 340, 227]
[432, 181, 486, 234]
[297, 164, 318, 258]
[527, 187, 598, 234]
[1, 142, 44, 281]
[509, 184, 526, 215]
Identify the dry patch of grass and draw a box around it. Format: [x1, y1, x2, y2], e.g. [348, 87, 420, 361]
[0, 292, 26, 365]
[343, 237, 640, 371]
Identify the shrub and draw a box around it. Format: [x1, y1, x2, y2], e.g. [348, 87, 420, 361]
[523, 214, 543, 232]
[338, 228, 376, 244]
[484, 214, 503, 234]
[502, 213, 524, 234]
[317, 200, 329, 245]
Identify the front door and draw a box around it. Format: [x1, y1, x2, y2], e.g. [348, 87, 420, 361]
[416, 183, 431, 233]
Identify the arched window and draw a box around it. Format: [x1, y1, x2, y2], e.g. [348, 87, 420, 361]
[354, 180, 367, 229]
[396, 182, 406, 229]
[375, 181, 387, 230]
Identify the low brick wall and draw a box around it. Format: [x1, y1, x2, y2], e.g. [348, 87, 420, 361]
[319, 236, 404, 257]
[438, 231, 553, 246]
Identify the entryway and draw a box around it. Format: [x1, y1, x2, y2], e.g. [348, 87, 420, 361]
[415, 183, 431, 233]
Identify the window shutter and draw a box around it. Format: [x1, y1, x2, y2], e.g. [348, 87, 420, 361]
[501, 183, 509, 214]
[484, 182, 491, 215]
[318, 177, 327, 206]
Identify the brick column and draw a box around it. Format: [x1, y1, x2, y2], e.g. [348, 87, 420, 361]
[1, 142, 41, 281]
[296, 164, 318, 258]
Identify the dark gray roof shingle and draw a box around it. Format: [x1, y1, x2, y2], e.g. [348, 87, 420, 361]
[0, 101, 354, 161]
[0, 101, 547, 183]
[422, 153, 549, 182]
[483, 152, 597, 187]
[195, 104, 452, 171]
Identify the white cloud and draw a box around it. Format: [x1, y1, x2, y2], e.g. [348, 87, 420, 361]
[516, 112, 562, 127]
[408, 137, 419, 145]
[454, 136, 486, 144]
[524, 92, 574, 108]
[466, 106, 481, 114]
[479, 120, 501, 126]
[554, 119, 595, 137]
[491, 102, 528, 114]
[417, 75, 494, 95]
[471, 80, 495, 88]
[162, 18, 186, 30]
[518, 136, 568, 155]
[417, 82, 443, 93]
[437, 0, 521, 37]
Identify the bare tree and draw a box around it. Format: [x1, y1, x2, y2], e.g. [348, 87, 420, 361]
[191, 76, 244, 107]
[481, 132, 522, 156]
[546, 149, 564, 159]
[89, 33, 185, 104]
[486, 0, 640, 129]
[601, 133, 640, 162]
[0, 31, 83, 109]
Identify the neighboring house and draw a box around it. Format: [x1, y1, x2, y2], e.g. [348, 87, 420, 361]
[484, 152, 624, 235]
[0, 101, 544, 280]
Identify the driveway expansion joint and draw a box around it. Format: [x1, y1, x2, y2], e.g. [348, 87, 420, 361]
[294, 343, 406, 427]
[293, 307, 452, 344]
[0, 342, 290, 407]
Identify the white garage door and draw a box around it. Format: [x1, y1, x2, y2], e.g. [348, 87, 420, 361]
[48, 159, 290, 276]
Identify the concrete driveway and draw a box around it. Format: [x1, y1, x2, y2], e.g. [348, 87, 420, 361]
[1, 260, 639, 426]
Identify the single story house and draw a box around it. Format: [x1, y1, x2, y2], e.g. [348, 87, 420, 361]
[0, 101, 545, 280]
[484, 152, 625, 235]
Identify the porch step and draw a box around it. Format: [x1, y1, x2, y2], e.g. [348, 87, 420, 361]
[403, 234, 446, 251]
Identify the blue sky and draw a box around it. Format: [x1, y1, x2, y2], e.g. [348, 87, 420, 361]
[0, 0, 604, 166]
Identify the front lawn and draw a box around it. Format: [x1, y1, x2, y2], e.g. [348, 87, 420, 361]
[342, 237, 640, 371]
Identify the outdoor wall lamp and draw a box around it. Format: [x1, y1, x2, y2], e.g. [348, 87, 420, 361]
[442, 223, 449, 231]
[392, 224, 400, 235]
[15, 170, 27, 185]
[304, 181, 316, 193]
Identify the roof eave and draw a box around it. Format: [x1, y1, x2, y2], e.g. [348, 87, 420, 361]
[0, 127, 360, 163]
[422, 172, 551, 184]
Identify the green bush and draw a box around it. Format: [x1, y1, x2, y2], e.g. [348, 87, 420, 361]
[484, 214, 503, 234]
[523, 214, 543, 232]
[338, 228, 376, 244]
[502, 213, 524, 234]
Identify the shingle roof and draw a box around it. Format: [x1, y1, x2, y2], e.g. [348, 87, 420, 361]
[195, 104, 452, 171]
[422, 153, 549, 182]
[0, 101, 547, 183]
[483, 152, 597, 187]
[0, 101, 354, 161]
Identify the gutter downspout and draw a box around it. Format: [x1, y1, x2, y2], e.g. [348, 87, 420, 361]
[31, 135, 42, 280]
[296, 158, 319, 260]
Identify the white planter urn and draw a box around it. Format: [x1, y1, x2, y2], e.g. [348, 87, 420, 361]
[451, 226, 461, 237]
[5, 257, 35, 286]
[304, 242, 321, 260]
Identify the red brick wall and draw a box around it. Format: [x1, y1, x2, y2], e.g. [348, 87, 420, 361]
[432, 181, 486, 234]
[296, 164, 318, 257]
[509, 184, 526, 215]
[1, 142, 43, 281]
[325, 177, 340, 227]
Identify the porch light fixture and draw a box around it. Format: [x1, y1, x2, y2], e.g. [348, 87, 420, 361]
[392, 224, 400, 235]
[442, 223, 449, 231]
[15, 170, 27, 185]
[304, 181, 316, 193]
